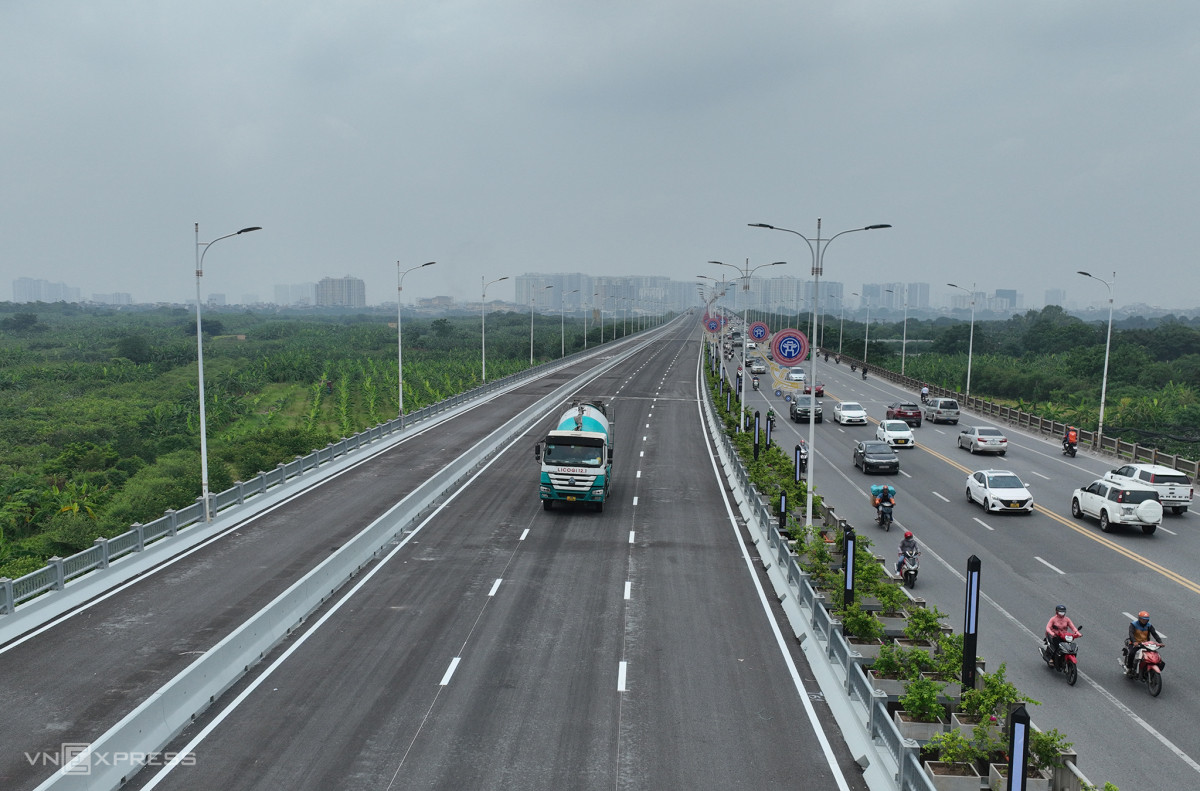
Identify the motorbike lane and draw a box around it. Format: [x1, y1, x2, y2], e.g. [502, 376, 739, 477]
[768, 356, 1200, 791]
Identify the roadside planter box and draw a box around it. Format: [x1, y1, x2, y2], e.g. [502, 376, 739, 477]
[988, 763, 1050, 791]
[922, 761, 982, 791]
[893, 711, 945, 742]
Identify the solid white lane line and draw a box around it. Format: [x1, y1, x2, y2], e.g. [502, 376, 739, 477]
[488, 579, 502, 596]
[1035, 557, 1065, 575]
[440, 657, 461, 686]
[932, 491, 950, 503]
[617, 661, 628, 692]
[973, 517, 994, 531]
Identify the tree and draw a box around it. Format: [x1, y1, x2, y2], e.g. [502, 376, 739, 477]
[115, 335, 152, 364]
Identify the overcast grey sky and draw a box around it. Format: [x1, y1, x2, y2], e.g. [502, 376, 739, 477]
[2, 1, 1197, 310]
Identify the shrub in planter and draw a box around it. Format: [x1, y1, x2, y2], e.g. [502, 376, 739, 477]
[873, 643, 932, 681]
[931, 632, 964, 682]
[839, 601, 886, 642]
[900, 675, 947, 724]
[905, 605, 949, 644]
[874, 580, 908, 614]
[927, 729, 987, 766]
[1028, 727, 1073, 773]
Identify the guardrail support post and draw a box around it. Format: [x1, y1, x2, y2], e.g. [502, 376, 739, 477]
[0, 578, 12, 615]
[132, 523, 145, 552]
[94, 538, 110, 569]
[48, 556, 65, 591]
[165, 509, 178, 537]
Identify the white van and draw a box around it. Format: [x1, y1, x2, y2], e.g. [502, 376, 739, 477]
[922, 397, 960, 425]
[1104, 463, 1194, 514]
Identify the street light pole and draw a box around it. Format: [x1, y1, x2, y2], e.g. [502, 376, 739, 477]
[1078, 270, 1116, 448]
[194, 222, 261, 522]
[886, 286, 910, 375]
[562, 288, 579, 357]
[397, 261, 436, 424]
[531, 284, 553, 364]
[709, 259, 785, 435]
[947, 282, 977, 401]
[750, 220, 891, 529]
[482, 275, 509, 382]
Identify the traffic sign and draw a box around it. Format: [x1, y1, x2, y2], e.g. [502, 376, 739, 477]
[749, 322, 769, 342]
[771, 328, 809, 366]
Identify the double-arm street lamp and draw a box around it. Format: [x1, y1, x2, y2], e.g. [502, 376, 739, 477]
[531, 284, 553, 364]
[1078, 270, 1116, 448]
[584, 291, 599, 349]
[851, 292, 872, 362]
[482, 275, 509, 382]
[708, 259, 786, 435]
[194, 223, 261, 522]
[947, 282, 977, 401]
[397, 261, 436, 424]
[751, 219, 891, 529]
[886, 285, 910, 375]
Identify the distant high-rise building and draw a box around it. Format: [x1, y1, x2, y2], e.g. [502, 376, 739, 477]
[994, 289, 1018, 310]
[1045, 288, 1065, 307]
[92, 292, 133, 305]
[316, 276, 366, 308]
[907, 283, 930, 309]
[12, 277, 81, 303]
[274, 283, 316, 306]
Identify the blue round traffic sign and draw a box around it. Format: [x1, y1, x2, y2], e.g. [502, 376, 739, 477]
[749, 322, 769, 341]
[771, 328, 809, 366]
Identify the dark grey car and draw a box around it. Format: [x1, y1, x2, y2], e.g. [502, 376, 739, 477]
[853, 440, 900, 474]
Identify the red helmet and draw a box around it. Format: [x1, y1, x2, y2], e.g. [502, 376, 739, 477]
[1138, 611, 1149, 621]
[904, 531, 913, 539]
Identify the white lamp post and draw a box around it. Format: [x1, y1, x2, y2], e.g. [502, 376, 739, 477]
[531, 284, 553, 364]
[1078, 270, 1116, 448]
[947, 282, 977, 401]
[397, 261, 436, 424]
[482, 275, 509, 382]
[562, 288, 579, 356]
[751, 219, 891, 528]
[194, 223, 261, 522]
[886, 285, 910, 375]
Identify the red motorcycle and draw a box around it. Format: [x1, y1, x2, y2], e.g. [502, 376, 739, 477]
[1040, 629, 1081, 686]
[1125, 640, 1166, 697]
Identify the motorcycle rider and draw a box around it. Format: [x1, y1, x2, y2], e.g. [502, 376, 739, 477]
[752, 375, 760, 390]
[896, 530, 918, 574]
[1062, 425, 1079, 453]
[1045, 604, 1081, 664]
[861, 365, 868, 380]
[1124, 610, 1164, 675]
[920, 385, 929, 403]
[876, 487, 895, 525]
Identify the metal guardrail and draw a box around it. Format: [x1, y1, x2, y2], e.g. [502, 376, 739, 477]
[701, 358, 1094, 791]
[835, 352, 1200, 479]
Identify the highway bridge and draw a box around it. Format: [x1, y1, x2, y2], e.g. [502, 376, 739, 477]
[5, 316, 1200, 791]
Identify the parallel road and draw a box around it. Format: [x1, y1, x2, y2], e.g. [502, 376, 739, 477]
[736, 348, 1200, 791]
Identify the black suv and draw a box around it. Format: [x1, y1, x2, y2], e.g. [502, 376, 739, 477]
[789, 395, 823, 423]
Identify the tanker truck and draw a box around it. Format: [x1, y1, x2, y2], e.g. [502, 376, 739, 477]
[534, 399, 613, 512]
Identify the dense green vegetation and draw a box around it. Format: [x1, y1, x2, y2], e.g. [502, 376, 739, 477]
[745, 306, 1200, 457]
[0, 302, 642, 578]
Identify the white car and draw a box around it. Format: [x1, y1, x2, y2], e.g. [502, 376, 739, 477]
[786, 366, 806, 382]
[746, 341, 757, 349]
[966, 469, 1033, 514]
[876, 419, 916, 448]
[1103, 463, 1193, 515]
[833, 401, 868, 425]
[1072, 479, 1163, 534]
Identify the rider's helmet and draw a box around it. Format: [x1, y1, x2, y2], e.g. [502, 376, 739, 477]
[903, 531, 913, 539]
[1137, 611, 1150, 623]
[1055, 604, 1067, 616]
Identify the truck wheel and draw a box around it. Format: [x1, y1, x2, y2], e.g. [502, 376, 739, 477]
[542, 500, 552, 511]
[1071, 498, 1082, 519]
[1099, 512, 1111, 533]
[595, 501, 604, 513]
[1142, 524, 1157, 535]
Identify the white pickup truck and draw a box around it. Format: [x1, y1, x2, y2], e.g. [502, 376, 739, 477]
[1071, 479, 1163, 534]
[1104, 463, 1194, 515]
